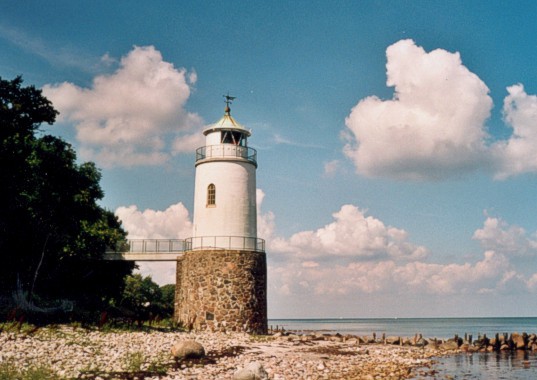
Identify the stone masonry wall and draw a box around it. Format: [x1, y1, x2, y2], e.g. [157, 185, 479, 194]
[174, 250, 267, 334]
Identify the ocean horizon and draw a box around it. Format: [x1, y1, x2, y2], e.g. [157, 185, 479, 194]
[268, 317, 537, 339]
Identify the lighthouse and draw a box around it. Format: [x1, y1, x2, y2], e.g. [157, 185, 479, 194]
[174, 96, 267, 334]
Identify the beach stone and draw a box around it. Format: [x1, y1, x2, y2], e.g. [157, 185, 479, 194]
[439, 340, 458, 351]
[414, 337, 427, 347]
[171, 340, 205, 360]
[385, 336, 400, 345]
[233, 361, 268, 380]
[512, 333, 526, 349]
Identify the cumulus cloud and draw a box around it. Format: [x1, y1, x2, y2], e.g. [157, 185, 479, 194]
[268, 208, 537, 309]
[473, 215, 537, 258]
[43, 46, 202, 168]
[492, 84, 537, 179]
[343, 39, 537, 181]
[271, 204, 428, 261]
[115, 202, 192, 239]
[270, 250, 512, 299]
[344, 39, 492, 180]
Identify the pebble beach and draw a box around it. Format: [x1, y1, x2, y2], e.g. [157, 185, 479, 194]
[0, 325, 453, 380]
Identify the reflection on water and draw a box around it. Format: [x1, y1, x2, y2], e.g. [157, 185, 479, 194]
[413, 351, 537, 379]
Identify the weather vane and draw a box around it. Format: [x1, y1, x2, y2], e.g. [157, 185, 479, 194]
[223, 93, 236, 115]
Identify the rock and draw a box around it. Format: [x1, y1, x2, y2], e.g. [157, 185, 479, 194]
[385, 336, 400, 345]
[439, 340, 459, 351]
[171, 340, 205, 360]
[233, 361, 269, 380]
[512, 333, 526, 350]
[414, 337, 427, 347]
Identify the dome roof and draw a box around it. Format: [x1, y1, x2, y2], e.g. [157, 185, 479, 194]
[203, 105, 251, 136]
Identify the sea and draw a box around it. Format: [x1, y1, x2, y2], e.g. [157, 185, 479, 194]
[268, 317, 537, 379]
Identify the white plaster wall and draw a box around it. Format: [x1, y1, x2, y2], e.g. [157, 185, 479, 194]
[205, 131, 220, 145]
[192, 159, 257, 241]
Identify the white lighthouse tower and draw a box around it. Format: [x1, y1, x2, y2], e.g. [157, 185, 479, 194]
[191, 95, 259, 251]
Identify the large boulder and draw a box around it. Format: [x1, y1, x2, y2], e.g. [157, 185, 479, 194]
[233, 362, 269, 380]
[171, 340, 205, 360]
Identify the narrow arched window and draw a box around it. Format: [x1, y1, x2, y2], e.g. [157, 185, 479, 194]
[207, 184, 216, 206]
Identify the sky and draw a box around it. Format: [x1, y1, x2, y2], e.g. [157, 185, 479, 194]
[2, 1, 537, 318]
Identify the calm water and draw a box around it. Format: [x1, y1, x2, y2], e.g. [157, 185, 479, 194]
[269, 318, 537, 379]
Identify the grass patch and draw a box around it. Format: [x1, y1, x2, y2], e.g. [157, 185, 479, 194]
[0, 361, 60, 380]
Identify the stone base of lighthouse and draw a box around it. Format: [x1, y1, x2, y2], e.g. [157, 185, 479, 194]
[174, 250, 267, 334]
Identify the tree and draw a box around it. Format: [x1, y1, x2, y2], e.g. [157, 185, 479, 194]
[0, 76, 134, 313]
[118, 275, 176, 321]
[120, 274, 162, 318]
[160, 284, 176, 317]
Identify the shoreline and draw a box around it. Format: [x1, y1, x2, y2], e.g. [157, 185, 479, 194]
[4, 324, 537, 379]
[1, 324, 460, 380]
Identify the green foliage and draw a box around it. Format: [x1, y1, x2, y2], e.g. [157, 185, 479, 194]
[0, 76, 134, 318]
[114, 275, 178, 323]
[160, 283, 176, 316]
[120, 274, 162, 316]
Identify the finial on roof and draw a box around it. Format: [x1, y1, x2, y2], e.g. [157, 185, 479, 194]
[223, 93, 236, 115]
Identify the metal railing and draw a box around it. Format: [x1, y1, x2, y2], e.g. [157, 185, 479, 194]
[106, 237, 265, 254]
[196, 145, 257, 166]
[127, 239, 187, 253]
[185, 236, 265, 252]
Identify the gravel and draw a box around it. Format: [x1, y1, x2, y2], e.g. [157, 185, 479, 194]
[0, 326, 448, 379]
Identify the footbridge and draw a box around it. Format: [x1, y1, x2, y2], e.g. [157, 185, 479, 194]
[104, 239, 186, 262]
[104, 237, 265, 262]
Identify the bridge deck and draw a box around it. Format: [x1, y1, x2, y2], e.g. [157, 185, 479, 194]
[104, 237, 265, 261]
[104, 252, 182, 262]
[105, 239, 185, 262]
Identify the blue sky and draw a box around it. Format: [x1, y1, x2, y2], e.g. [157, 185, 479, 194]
[3, 1, 537, 318]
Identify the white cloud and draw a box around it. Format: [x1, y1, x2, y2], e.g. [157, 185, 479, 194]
[271, 204, 428, 261]
[171, 131, 205, 155]
[492, 84, 537, 179]
[473, 215, 537, 258]
[268, 210, 537, 309]
[43, 46, 202, 168]
[270, 250, 512, 299]
[344, 40, 537, 181]
[344, 39, 492, 180]
[115, 202, 192, 239]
